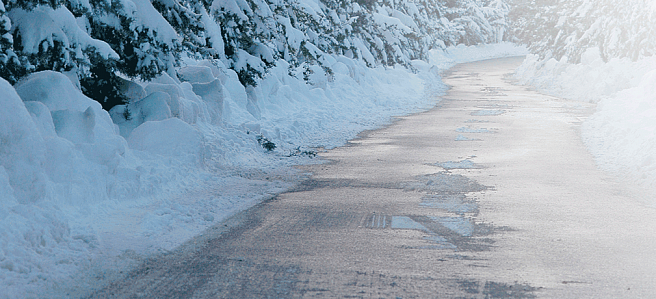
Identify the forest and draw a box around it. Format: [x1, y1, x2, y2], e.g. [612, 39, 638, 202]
[2, 0, 656, 297]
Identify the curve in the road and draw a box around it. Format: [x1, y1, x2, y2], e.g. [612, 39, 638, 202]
[90, 57, 656, 299]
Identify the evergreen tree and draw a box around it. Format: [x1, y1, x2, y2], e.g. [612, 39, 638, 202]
[512, 0, 656, 63]
[0, 0, 19, 83]
[0, 0, 513, 109]
[76, 0, 184, 109]
[1, 0, 119, 87]
[151, 0, 218, 59]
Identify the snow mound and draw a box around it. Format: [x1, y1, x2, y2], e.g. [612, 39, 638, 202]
[128, 118, 202, 164]
[0, 77, 47, 204]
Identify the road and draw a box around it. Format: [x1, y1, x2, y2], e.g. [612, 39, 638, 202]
[90, 57, 656, 298]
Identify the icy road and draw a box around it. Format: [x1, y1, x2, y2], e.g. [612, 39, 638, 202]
[90, 57, 656, 298]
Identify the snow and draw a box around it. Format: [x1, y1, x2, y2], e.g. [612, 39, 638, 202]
[0, 43, 525, 297]
[0, 77, 47, 204]
[352, 38, 377, 66]
[8, 6, 118, 60]
[129, 0, 180, 46]
[373, 12, 413, 34]
[211, 0, 251, 22]
[127, 118, 202, 164]
[515, 50, 656, 207]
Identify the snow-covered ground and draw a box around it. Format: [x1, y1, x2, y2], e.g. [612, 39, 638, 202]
[516, 48, 656, 206]
[0, 43, 526, 298]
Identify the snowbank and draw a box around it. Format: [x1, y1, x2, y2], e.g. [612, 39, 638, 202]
[0, 44, 526, 298]
[515, 48, 656, 206]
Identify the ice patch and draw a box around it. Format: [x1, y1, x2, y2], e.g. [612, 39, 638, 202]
[391, 216, 430, 232]
[430, 216, 474, 237]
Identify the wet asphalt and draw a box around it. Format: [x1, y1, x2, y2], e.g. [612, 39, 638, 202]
[89, 57, 656, 298]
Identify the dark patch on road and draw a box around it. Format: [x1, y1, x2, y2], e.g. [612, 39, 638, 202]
[403, 172, 488, 194]
[390, 214, 498, 252]
[364, 212, 391, 229]
[456, 279, 539, 298]
[420, 193, 479, 214]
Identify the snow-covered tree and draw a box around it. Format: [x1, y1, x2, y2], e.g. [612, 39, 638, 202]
[76, 0, 184, 109]
[0, 0, 19, 83]
[0, 0, 512, 109]
[0, 0, 117, 84]
[151, 0, 221, 59]
[512, 0, 656, 63]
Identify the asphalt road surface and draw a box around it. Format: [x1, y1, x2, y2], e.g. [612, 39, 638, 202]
[90, 57, 656, 298]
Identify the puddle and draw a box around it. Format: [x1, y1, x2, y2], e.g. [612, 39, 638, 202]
[387, 215, 495, 251]
[404, 172, 487, 194]
[430, 216, 474, 237]
[348, 169, 505, 252]
[471, 109, 506, 116]
[391, 216, 431, 231]
[391, 216, 458, 249]
[420, 194, 478, 214]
